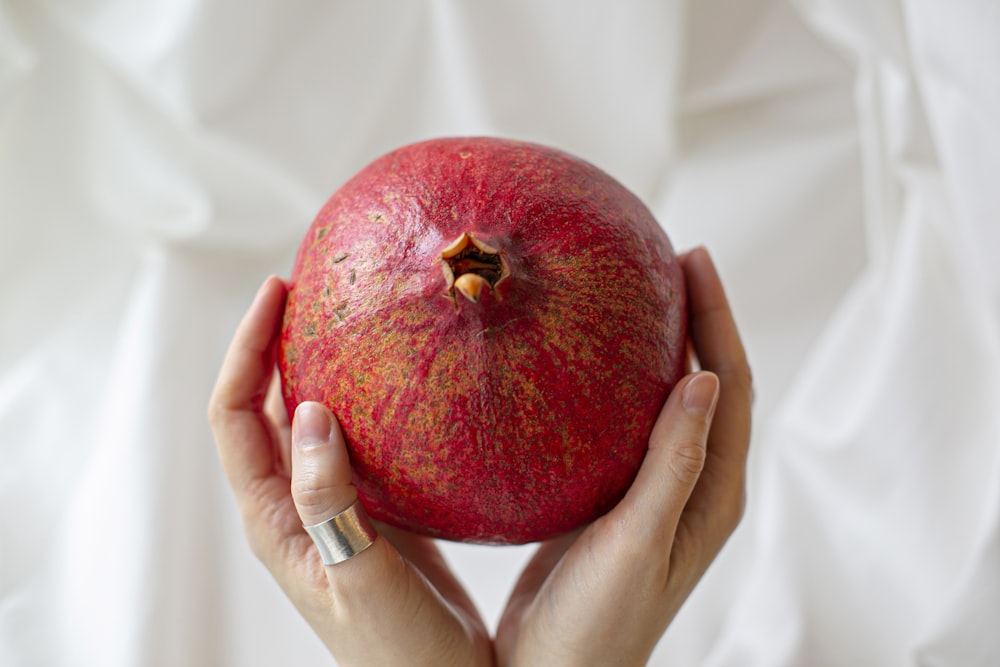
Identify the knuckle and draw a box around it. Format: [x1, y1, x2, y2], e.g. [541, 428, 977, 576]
[668, 439, 707, 485]
[291, 473, 344, 522]
[206, 397, 224, 429]
[291, 477, 331, 512]
[206, 393, 239, 432]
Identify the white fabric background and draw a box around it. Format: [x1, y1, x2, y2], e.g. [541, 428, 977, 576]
[1, 1, 998, 665]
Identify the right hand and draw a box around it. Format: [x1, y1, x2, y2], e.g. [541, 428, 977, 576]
[208, 276, 494, 667]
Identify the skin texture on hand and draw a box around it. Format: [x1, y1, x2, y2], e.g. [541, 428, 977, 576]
[208, 246, 751, 667]
[208, 277, 494, 666]
[494, 247, 752, 665]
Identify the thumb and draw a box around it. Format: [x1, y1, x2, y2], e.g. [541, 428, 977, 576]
[615, 371, 720, 530]
[290, 401, 357, 526]
[287, 404, 493, 666]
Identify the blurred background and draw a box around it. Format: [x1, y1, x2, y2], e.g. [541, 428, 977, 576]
[1, 1, 998, 665]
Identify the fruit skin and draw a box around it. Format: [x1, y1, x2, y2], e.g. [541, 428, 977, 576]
[279, 137, 686, 544]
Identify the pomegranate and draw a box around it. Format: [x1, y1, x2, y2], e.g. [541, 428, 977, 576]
[279, 137, 686, 544]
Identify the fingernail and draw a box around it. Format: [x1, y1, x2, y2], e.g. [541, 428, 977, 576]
[292, 402, 333, 448]
[682, 372, 719, 417]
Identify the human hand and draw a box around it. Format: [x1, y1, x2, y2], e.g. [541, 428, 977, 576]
[209, 245, 749, 667]
[208, 276, 494, 667]
[493, 246, 753, 666]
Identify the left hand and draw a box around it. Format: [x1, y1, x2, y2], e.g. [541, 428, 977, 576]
[493, 247, 753, 666]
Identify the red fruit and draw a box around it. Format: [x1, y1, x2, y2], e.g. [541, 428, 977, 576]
[279, 137, 686, 544]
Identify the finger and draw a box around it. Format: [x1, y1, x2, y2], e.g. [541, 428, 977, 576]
[289, 402, 492, 665]
[289, 400, 391, 601]
[209, 276, 288, 499]
[290, 401, 357, 525]
[609, 371, 719, 546]
[265, 370, 292, 478]
[209, 276, 320, 584]
[682, 247, 752, 401]
[495, 375, 717, 667]
[680, 248, 752, 530]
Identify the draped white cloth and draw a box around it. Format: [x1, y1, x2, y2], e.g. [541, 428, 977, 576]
[2, 1, 997, 665]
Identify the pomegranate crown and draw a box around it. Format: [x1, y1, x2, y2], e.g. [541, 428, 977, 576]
[439, 232, 509, 306]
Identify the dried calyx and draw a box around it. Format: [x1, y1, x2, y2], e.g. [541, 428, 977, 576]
[440, 232, 509, 303]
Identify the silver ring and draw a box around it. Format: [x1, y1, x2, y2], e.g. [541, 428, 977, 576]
[303, 499, 378, 565]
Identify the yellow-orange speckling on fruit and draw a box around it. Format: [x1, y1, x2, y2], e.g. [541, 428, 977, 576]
[278, 137, 686, 544]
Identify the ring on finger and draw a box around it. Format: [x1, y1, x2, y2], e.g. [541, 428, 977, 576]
[304, 499, 378, 565]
